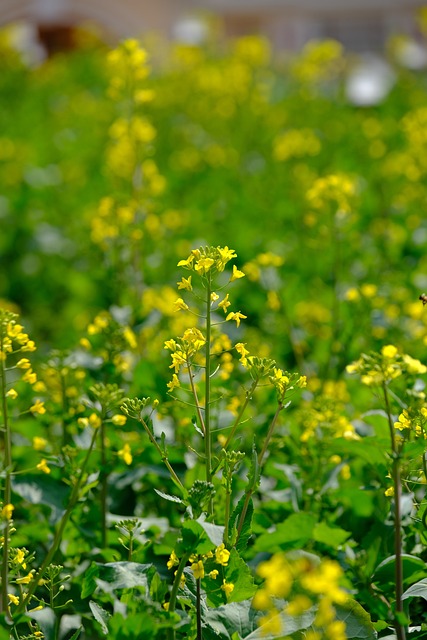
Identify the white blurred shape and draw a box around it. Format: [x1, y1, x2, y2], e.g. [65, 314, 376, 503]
[346, 56, 395, 106]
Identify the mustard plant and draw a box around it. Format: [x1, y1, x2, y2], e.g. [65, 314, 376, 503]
[121, 246, 306, 639]
[347, 344, 427, 640]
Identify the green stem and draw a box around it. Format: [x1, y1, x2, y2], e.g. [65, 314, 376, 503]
[186, 358, 206, 435]
[224, 488, 231, 545]
[382, 383, 406, 640]
[223, 378, 259, 451]
[139, 417, 185, 494]
[167, 551, 191, 640]
[236, 403, 283, 542]
[100, 421, 107, 548]
[205, 273, 212, 492]
[196, 577, 202, 640]
[0, 336, 12, 617]
[17, 426, 99, 614]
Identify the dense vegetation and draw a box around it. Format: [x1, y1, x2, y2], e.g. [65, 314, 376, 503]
[1, 24, 427, 640]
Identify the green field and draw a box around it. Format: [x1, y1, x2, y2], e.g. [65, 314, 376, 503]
[1, 27, 427, 640]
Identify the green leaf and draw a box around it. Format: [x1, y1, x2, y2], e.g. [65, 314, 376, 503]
[81, 561, 99, 598]
[312, 522, 351, 548]
[196, 516, 225, 547]
[402, 579, 427, 601]
[28, 607, 56, 640]
[97, 562, 155, 592]
[224, 549, 257, 603]
[237, 498, 254, 554]
[153, 488, 183, 503]
[372, 555, 427, 588]
[67, 628, 83, 640]
[254, 513, 316, 552]
[12, 474, 70, 523]
[180, 519, 214, 555]
[247, 442, 261, 492]
[89, 601, 111, 635]
[335, 599, 377, 639]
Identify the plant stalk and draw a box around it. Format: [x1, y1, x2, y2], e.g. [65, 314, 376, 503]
[382, 382, 406, 640]
[17, 426, 99, 614]
[0, 337, 12, 617]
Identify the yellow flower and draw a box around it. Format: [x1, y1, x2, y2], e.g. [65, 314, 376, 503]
[6, 388, 18, 399]
[230, 265, 245, 282]
[177, 276, 192, 291]
[177, 256, 194, 270]
[382, 344, 398, 359]
[16, 571, 34, 585]
[30, 400, 46, 415]
[16, 358, 31, 369]
[164, 339, 177, 352]
[163, 602, 170, 611]
[216, 246, 237, 271]
[33, 436, 47, 451]
[14, 548, 26, 569]
[191, 560, 205, 579]
[285, 595, 312, 616]
[211, 292, 219, 303]
[218, 294, 231, 313]
[1, 503, 14, 520]
[22, 370, 37, 385]
[111, 414, 127, 426]
[118, 443, 132, 465]
[37, 459, 51, 474]
[173, 297, 189, 312]
[89, 413, 102, 429]
[215, 543, 230, 566]
[385, 486, 395, 497]
[226, 311, 247, 327]
[170, 351, 186, 373]
[167, 374, 180, 392]
[221, 579, 234, 596]
[167, 550, 179, 570]
[235, 342, 249, 366]
[8, 594, 19, 606]
[195, 257, 215, 275]
[208, 569, 219, 579]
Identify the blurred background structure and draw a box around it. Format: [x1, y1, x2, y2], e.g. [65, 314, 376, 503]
[0, 0, 426, 55]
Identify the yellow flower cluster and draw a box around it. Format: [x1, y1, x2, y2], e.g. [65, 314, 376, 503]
[166, 543, 234, 601]
[394, 407, 427, 439]
[177, 246, 243, 278]
[106, 38, 150, 101]
[307, 174, 357, 214]
[346, 345, 426, 387]
[0, 311, 36, 362]
[254, 554, 348, 639]
[291, 39, 344, 84]
[273, 128, 321, 162]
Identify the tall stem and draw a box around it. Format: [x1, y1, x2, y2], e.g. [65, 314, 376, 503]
[382, 383, 406, 640]
[100, 421, 108, 548]
[167, 551, 191, 640]
[204, 273, 213, 503]
[196, 577, 202, 640]
[0, 337, 12, 616]
[186, 359, 206, 435]
[17, 427, 99, 614]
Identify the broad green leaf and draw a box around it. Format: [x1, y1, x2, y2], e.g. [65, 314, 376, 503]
[372, 555, 427, 588]
[12, 474, 70, 523]
[197, 516, 225, 547]
[254, 512, 316, 552]
[402, 579, 427, 601]
[312, 522, 351, 548]
[336, 599, 377, 639]
[180, 519, 214, 554]
[97, 561, 155, 591]
[225, 549, 257, 603]
[89, 601, 111, 635]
